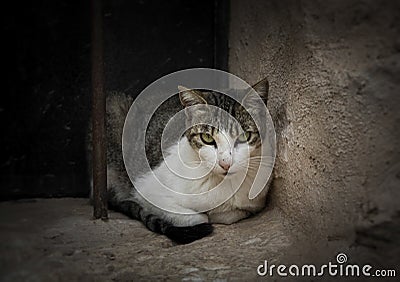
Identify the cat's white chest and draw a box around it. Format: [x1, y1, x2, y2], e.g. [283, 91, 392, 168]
[135, 138, 268, 222]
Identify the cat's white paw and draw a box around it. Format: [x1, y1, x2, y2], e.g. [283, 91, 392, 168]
[208, 210, 250, 224]
[171, 212, 209, 227]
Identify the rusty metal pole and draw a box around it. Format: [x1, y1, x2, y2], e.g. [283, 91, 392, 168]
[91, 0, 108, 219]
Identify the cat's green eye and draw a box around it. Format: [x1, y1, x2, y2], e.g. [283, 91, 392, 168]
[237, 131, 252, 143]
[200, 133, 215, 145]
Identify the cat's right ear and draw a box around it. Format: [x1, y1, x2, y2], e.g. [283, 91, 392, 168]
[178, 86, 207, 107]
[242, 78, 269, 107]
[251, 78, 269, 103]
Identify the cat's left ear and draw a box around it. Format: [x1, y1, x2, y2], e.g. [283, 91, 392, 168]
[178, 86, 207, 107]
[242, 78, 269, 107]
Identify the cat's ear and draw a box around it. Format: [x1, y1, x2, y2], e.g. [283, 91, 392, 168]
[178, 86, 207, 107]
[242, 78, 269, 107]
[252, 78, 269, 102]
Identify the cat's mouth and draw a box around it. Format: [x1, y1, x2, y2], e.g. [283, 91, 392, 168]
[222, 171, 236, 176]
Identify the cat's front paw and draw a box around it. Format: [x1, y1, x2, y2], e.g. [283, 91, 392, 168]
[172, 212, 209, 227]
[208, 210, 251, 224]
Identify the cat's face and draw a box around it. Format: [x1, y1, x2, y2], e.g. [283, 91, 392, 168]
[179, 80, 268, 177]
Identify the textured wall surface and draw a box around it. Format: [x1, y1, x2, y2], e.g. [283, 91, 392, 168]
[229, 0, 400, 264]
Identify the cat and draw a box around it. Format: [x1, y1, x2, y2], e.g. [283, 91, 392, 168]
[89, 78, 271, 244]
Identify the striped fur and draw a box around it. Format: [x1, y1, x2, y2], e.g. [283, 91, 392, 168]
[88, 79, 270, 244]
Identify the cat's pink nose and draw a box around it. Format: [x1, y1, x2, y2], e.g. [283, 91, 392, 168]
[219, 160, 231, 171]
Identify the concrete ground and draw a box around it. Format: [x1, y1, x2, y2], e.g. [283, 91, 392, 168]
[1, 198, 398, 281]
[0, 198, 297, 281]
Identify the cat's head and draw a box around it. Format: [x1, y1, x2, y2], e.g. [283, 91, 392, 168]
[178, 79, 269, 177]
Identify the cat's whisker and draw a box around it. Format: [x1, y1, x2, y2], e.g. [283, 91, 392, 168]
[236, 161, 273, 167]
[248, 156, 274, 161]
[234, 160, 273, 172]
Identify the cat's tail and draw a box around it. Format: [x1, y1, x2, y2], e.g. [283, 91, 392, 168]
[110, 199, 213, 244]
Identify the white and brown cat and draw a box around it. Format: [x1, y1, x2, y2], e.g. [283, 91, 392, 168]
[89, 78, 271, 243]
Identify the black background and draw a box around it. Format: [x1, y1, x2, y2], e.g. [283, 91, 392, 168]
[1, 0, 228, 199]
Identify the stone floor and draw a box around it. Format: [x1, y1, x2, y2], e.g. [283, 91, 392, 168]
[0, 198, 296, 281]
[0, 198, 397, 281]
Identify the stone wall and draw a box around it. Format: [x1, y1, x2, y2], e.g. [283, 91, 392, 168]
[229, 0, 400, 263]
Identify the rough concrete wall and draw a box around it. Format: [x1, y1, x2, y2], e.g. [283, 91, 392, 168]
[229, 0, 400, 263]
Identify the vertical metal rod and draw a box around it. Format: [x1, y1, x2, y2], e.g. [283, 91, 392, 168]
[91, 0, 108, 219]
